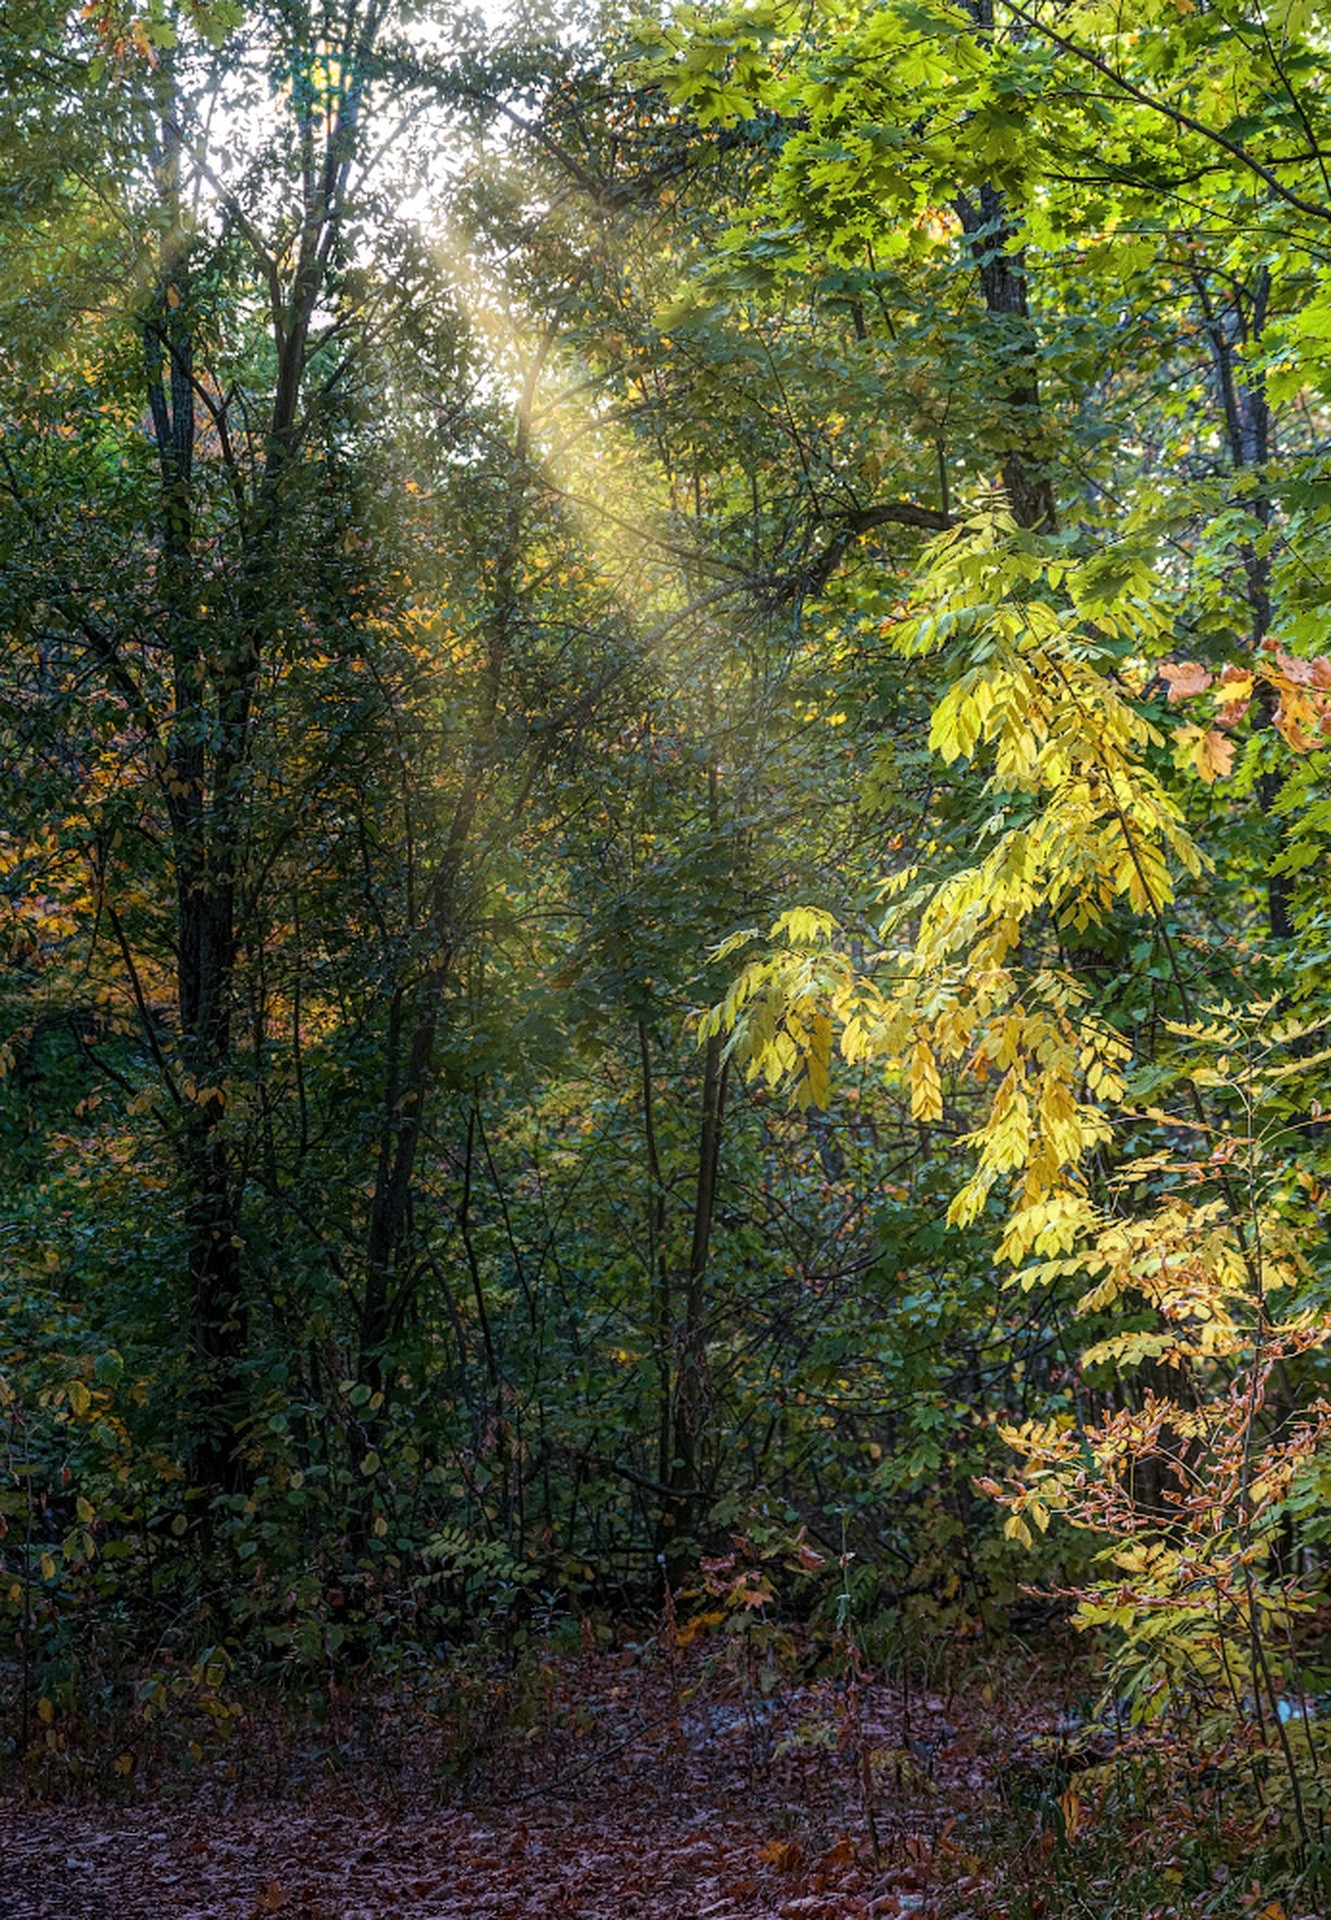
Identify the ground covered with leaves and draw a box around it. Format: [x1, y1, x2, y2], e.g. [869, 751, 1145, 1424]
[0, 1641, 1312, 1920]
[0, 1641, 1053, 1920]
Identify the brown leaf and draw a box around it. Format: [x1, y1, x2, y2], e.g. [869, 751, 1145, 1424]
[1160, 660, 1212, 702]
[820, 1838, 857, 1866]
[1275, 647, 1315, 685]
[251, 1885, 292, 1916]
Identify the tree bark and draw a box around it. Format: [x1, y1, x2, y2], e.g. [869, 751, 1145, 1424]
[954, 181, 1057, 534]
[956, 0, 1057, 534]
[1193, 264, 1293, 941]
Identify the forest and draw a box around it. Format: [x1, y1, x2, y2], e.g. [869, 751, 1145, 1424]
[3, 0, 1331, 1913]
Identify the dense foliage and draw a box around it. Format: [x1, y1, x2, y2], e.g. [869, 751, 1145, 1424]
[4, 0, 1331, 1906]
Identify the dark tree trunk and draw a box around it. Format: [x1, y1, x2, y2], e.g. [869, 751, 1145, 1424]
[954, 182, 1058, 535]
[664, 1029, 728, 1579]
[956, 0, 1057, 535]
[142, 75, 250, 1492]
[1194, 265, 1293, 941]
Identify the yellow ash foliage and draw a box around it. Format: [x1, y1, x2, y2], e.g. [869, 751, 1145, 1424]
[702, 510, 1197, 1266]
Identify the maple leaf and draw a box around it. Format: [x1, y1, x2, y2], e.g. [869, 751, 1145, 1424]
[1173, 724, 1234, 782]
[1274, 646, 1315, 685]
[1196, 729, 1235, 781]
[1274, 700, 1318, 753]
[1214, 666, 1253, 728]
[1160, 661, 1212, 702]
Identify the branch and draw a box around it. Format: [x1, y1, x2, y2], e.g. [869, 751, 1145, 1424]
[98, 880, 183, 1110]
[536, 475, 742, 578]
[1003, 0, 1331, 227]
[163, 115, 286, 334]
[784, 499, 952, 598]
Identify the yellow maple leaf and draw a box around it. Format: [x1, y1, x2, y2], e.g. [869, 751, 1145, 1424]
[1174, 723, 1234, 783]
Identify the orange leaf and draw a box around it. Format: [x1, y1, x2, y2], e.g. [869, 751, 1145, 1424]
[1214, 666, 1253, 729]
[757, 1838, 804, 1870]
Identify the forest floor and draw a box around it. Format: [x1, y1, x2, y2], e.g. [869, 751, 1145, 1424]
[0, 1638, 1242, 1920]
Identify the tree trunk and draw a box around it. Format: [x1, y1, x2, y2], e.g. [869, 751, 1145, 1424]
[954, 181, 1057, 535]
[664, 1029, 728, 1579]
[142, 70, 250, 1492]
[1193, 265, 1293, 941]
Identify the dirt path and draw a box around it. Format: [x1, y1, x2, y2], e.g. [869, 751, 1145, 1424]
[0, 1653, 1030, 1919]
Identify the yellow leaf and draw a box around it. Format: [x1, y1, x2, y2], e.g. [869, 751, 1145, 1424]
[910, 1040, 943, 1122]
[1003, 1513, 1033, 1548]
[1195, 728, 1235, 783]
[1058, 1783, 1084, 1837]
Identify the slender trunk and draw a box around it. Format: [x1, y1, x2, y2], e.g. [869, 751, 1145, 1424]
[667, 1031, 728, 1572]
[362, 924, 455, 1373]
[359, 336, 550, 1375]
[639, 1020, 673, 1512]
[955, 1, 1057, 535]
[954, 181, 1057, 535]
[1194, 265, 1293, 940]
[143, 68, 249, 1492]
